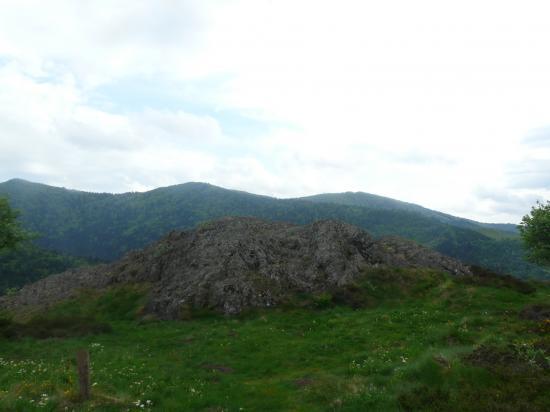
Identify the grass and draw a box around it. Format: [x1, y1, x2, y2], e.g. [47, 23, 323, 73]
[0, 269, 548, 411]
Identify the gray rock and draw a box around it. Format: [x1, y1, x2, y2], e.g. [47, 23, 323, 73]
[0, 217, 471, 317]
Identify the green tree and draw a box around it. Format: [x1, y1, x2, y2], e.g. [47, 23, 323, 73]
[519, 201, 550, 266]
[0, 197, 27, 251]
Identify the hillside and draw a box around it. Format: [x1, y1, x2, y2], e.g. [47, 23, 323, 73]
[0, 261, 548, 410]
[1, 216, 548, 410]
[0, 244, 95, 293]
[0, 178, 547, 280]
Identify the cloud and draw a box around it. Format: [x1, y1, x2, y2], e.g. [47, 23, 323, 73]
[0, 66, 233, 193]
[474, 187, 542, 218]
[1, 1, 550, 223]
[136, 109, 223, 146]
[500, 132, 550, 192]
[0, 0, 209, 87]
[524, 127, 550, 148]
[95, 1, 204, 47]
[61, 112, 137, 152]
[507, 160, 550, 190]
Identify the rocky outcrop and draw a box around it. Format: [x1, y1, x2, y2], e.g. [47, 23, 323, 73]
[0, 217, 471, 318]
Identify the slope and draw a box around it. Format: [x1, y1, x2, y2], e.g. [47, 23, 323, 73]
[0, 266, 548, 411]
[302, 192, 518, 237]
[0, 179, 547, 280]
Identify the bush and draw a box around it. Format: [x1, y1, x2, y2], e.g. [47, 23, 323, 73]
[331, 283, 370, 309]
[312, 292, 333, 309]
[519, 201, 550, 265]
[462, 265, 536, 294]
[0, 316, 112, 340]
[398, 385, 450, 411]
[0, 317, 17, 339]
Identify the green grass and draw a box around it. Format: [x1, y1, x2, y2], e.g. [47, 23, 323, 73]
[0, 269, 548, 411]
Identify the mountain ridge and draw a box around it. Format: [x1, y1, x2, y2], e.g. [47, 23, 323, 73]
[0, 178, 519, 228]
[302, 191, 518, 234]
[0, 178, 547, 280]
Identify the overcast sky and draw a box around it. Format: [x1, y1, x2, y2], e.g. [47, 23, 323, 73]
[1, 0, 549, 223]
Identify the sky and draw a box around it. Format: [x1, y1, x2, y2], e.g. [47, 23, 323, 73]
[0, 0, 549, 223]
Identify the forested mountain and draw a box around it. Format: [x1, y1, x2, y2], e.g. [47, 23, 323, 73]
[302, 192, 518, 236]
[0, 244, 95, 292]
[0, 178, 548, 280]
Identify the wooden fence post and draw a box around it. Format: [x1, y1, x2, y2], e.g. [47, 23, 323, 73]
[76, 349, 90, 400]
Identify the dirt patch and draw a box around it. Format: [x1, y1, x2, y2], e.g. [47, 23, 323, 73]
[445, 336, 461, 346]
[466, 345, 525, 371]
[466, 344, 548, 372]
[0, 316, 112, 340]
[531, 320, 550, 335]
[534, 337, 550, 354]
[402, 342, 550, 411]
[398, 386, 450, 411]
[433, 354, 451, 369]
[293, 378, 315, 388]
[180, 336, 195, 344]
[519, 304, 550, 335]
[201, 364, 234, 374]
[519, 304, 550, 321]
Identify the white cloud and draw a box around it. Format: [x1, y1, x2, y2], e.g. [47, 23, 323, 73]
[0, 66, 236, 193]
[0, 0, 550, 223]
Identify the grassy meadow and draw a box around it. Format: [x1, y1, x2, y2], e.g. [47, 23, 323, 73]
[0, 269, 549, 411]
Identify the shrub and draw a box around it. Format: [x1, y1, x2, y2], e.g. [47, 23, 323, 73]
[331, 283, 370, 309]
[312, 292, 333, 309]
[398, 385, 450, 411]
[462, 265, 536, 294]
[0, 316, 112, 340]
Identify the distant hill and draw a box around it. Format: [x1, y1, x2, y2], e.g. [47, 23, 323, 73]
[0, 244, 95, 293]
[0, 178, 547, 280]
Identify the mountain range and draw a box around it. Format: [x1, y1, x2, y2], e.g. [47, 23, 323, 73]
[0, 178, 548, 284]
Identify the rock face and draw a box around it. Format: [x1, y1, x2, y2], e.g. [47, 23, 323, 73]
[0, 217, 471, 318]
